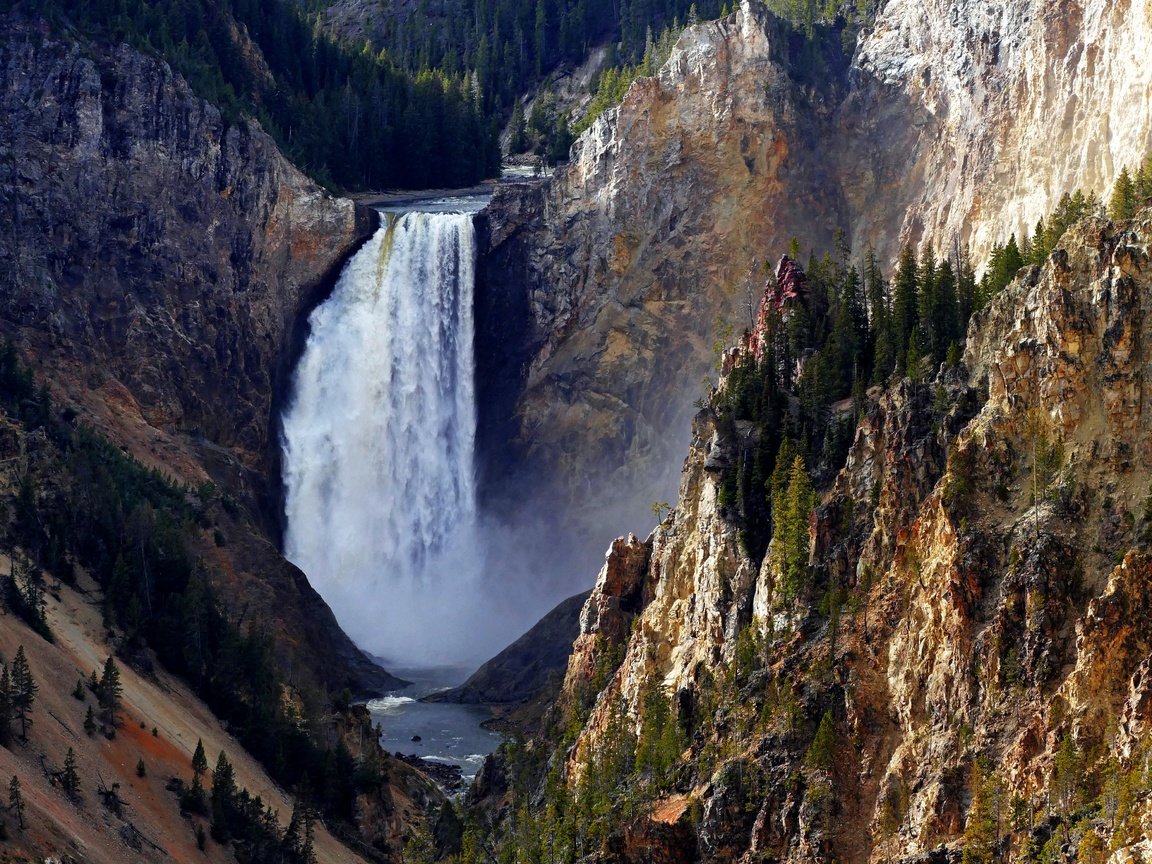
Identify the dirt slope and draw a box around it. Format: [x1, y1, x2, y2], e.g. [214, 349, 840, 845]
[0, 556, 370, 864]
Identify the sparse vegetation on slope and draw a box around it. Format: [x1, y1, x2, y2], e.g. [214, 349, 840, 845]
[0, 344, 441, 860]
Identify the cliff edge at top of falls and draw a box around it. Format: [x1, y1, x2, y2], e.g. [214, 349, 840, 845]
[477, 0, 1152, 565]
[0, 16, 390, 694]
[507, 209, 1152, 864]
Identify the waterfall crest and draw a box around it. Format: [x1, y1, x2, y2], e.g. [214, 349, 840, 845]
[282, 208, 489, 665]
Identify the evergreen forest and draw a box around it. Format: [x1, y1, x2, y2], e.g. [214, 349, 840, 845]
[8, 0, 501, 190]
[3, 0, 893, 190]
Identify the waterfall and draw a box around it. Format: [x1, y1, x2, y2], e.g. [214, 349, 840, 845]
[281, 206, 490, 666]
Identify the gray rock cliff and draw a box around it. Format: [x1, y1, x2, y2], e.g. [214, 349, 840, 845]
[0, 19, 386, 693]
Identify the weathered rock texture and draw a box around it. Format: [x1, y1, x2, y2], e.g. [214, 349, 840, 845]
[480, 0, 1152, 562]
[552, 212, 1152, 863]
[479, 6, 844, 546]
[0, 21, 374, 476]
[0, 20, 387, 693]
[850, 0, 1152, 258]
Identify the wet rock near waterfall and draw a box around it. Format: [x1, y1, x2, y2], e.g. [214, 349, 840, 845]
[395, 754, 466, 794]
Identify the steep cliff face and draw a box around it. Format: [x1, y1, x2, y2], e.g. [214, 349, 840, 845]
[848, 0, 1152, 260]
[0, 20, 374, 481]
[549, 212, 1152, 863]
[0, 19, 387, 693]
[480, 0, 1152, 560]
[479, 4, 845, 548]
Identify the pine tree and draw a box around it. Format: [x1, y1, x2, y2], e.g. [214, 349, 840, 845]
[283, 798, 304, 858]
[210, 750, 235, 843]
[0, 665, 12, 748]
[961, 760, 1001, 864]
[1051, 734, 1081, 833]
[1136, 153, 1152, 207]
[8, 775, 24, 829]
[934, 258, 961, 354]
[1019, 226, 1034, 265]
[916, 248, 938, 359]
[72, 679, 85, 701]
[1028, 217, 1048, 265]
[302, 803, 318, 864]
[83, 705, 96, 737]
[185, 738, 208, 813]
[1003, 234, 1024, 282]
[192, 738, 208, 787]
[863, 248, 893, 383]
[136, 758, 147, 778]
[891, 244, 919, 373]
[905, 329, 925, 381]
[61, 747, 80, 800]
[97, 656, 122, 734]
[805, 711, 836, 771]
[11, 646, 36, 742]
[534, 0, 547, 76]
[956, 243, 978, 322]
[773, 455, 816, 603]
[982, 235, 1024, 301]
[508, 100, 528, 154]
[1109, 166, 1136, 220]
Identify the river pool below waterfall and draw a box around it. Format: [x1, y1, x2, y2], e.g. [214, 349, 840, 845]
[366, 665, 502, 786]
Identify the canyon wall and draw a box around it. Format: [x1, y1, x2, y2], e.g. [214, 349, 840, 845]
[0, 19, 375, 480]
[0, 18, 386, 693]
[847, 0, 1152, 260]
[553, 210, 1152, 863]
[480, 0, 1152, 569]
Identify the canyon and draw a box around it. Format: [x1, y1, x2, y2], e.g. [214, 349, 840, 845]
[1, 0, 1151, 861]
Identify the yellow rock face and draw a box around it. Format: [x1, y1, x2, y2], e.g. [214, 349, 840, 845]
[486, 0, 1152, 561]
[555, 213, 1152, 864]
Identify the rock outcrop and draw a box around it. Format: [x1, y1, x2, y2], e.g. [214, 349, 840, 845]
[479, 0, 1152, 567]
[433, 591, 591, 705]
[545, 211, 1152, 863]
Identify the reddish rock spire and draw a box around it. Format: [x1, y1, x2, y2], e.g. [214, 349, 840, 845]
[738, 255, 807, 365]
[771, 255, 806, 311]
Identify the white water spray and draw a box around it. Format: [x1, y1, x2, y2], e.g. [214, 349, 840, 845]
[282, 206, 499, 665]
